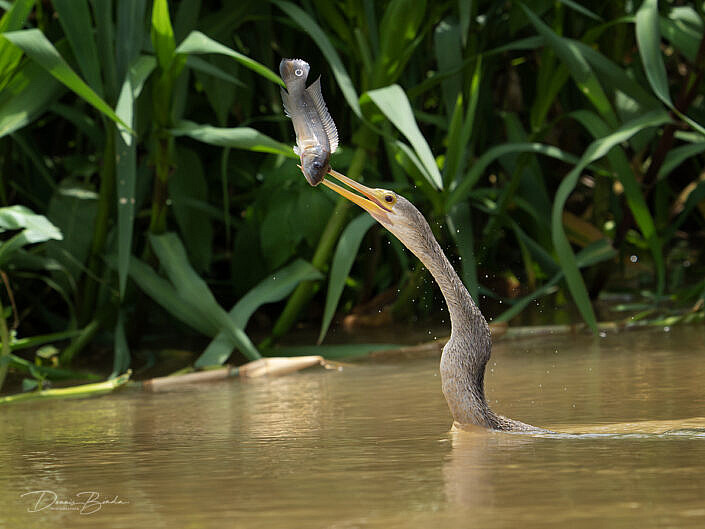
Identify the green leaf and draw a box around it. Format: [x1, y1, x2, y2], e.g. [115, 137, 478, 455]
[169, 147, 213, 272]
[448, 142, 582, 209]
[272, 0, 361, 117]
[658, 142, 705, 180]
[127, 255, 220, 335]
[635, 2, 705, 136]
[521, 3, 617, 127]
[495, 239, 616, 323]
[570, 109, 665, 293]
[170, 119, 296, 157]
[196, 259, 323, 367]
[149, 233, 261, 361]
[374, 0, 426, 86]
[0, 0, 35, 91]
[90, 0, 118, 100]
[116, 0, 148, 84]
[635, 0, 672, 106]
[2, 29, 131, 131]
[53, 0, 103, 96]
[366, 84, 443, 189]
[175, 31, 282, 86]
[0, 205, 63, 266]
[0, 205, 63, 242]
[44, 182, 98, 288]
[319, 214, 376, 343]
[551, 110, 671, 332]
[434, 18, 463, 118]
[558, 0, 601, 22]
[151, 0, 176, 71]
[446, 202, 478, 301]
[0, 59, 63, 138]
[444, 56, 481, 187]
[115, 55, 156, 297]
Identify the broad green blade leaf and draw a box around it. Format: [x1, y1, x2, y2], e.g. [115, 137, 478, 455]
[434, 18, 463, 118]
[0, 0, 35, 91]
[658, 142, 705, 180]
[115, 55, 156, 297]
[521, 3, 616, 127]
[635, 0, 672, 106]
[366, 85, 443, 189]
[110, 310, 130, 378]
[374, 0, 426, 86]
[574, 40, 658, 110]
[196, 259, 323, 367]
[569, 109, 665, 292]
[551, 110, 670, 332]
[0, 59, 63, 138]
[232, 259, 323, 329]
[660, 7, 703, 63]
[116, 0, 147, 84]
[636, 0, 705, 136]
[3, 29, 131, 131]
[175, 31, 282, 86]
[53, 0, 103, 96]
[186, 55, 246, 87]
[151, 0, 176, 70]
[446, 203, 478, 301]
[171, 119, 296, 157]
[0, 205, 63, 242]
[90, 0, 118, 100]
[149, 233, 261, 361]
[169, 146, 212, 272]
[318, 214, 376, 344]
[127, 255, 220, 336]
[44, 183, 98, 288]
[559, 0, 601, 21]
[448, 142, 582, 208]
[444, 56, 481, 187]
[272, 0, 361, 117]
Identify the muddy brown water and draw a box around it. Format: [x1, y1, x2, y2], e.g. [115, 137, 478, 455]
[1, 326, 704, 528]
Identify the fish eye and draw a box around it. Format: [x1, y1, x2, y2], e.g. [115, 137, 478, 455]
[295, 68, 303, 77]
[384, 193, 396, 204]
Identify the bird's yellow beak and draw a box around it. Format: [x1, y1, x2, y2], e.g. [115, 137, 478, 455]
[320, 168, 392, 220]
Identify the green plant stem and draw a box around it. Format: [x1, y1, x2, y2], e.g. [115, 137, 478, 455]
[149, 135, 173, 234]
[0, 371, 130, 405]
[80, 124, 116, 324]
[264, 144, 370, 345]
[0, 295, 9, 393]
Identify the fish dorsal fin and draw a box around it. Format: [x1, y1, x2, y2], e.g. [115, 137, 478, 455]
[306, 76, 338, 153]
[280, 87, 292, 118]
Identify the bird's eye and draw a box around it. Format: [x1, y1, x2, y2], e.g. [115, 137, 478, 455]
[384, 194, 395, 204]
[294, 68, 303, 77]
[313, 161, 323, 169]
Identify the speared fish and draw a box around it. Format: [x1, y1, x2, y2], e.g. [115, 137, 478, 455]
[279, 58, 338, 186]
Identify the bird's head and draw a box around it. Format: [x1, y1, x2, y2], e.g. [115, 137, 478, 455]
[321, 169, 431, 255]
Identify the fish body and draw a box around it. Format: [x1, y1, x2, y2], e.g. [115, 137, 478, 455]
[279, 58, 338, 186]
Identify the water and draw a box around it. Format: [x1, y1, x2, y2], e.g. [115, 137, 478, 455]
[1, 326, 704, 528]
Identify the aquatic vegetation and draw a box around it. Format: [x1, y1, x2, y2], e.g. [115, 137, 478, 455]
[0, 0, 703, 394]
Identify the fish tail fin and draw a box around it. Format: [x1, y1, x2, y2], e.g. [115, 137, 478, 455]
[279, 58, 310, 85]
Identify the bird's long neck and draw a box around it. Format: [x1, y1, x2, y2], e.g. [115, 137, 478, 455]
[407, 225, 501, 429]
